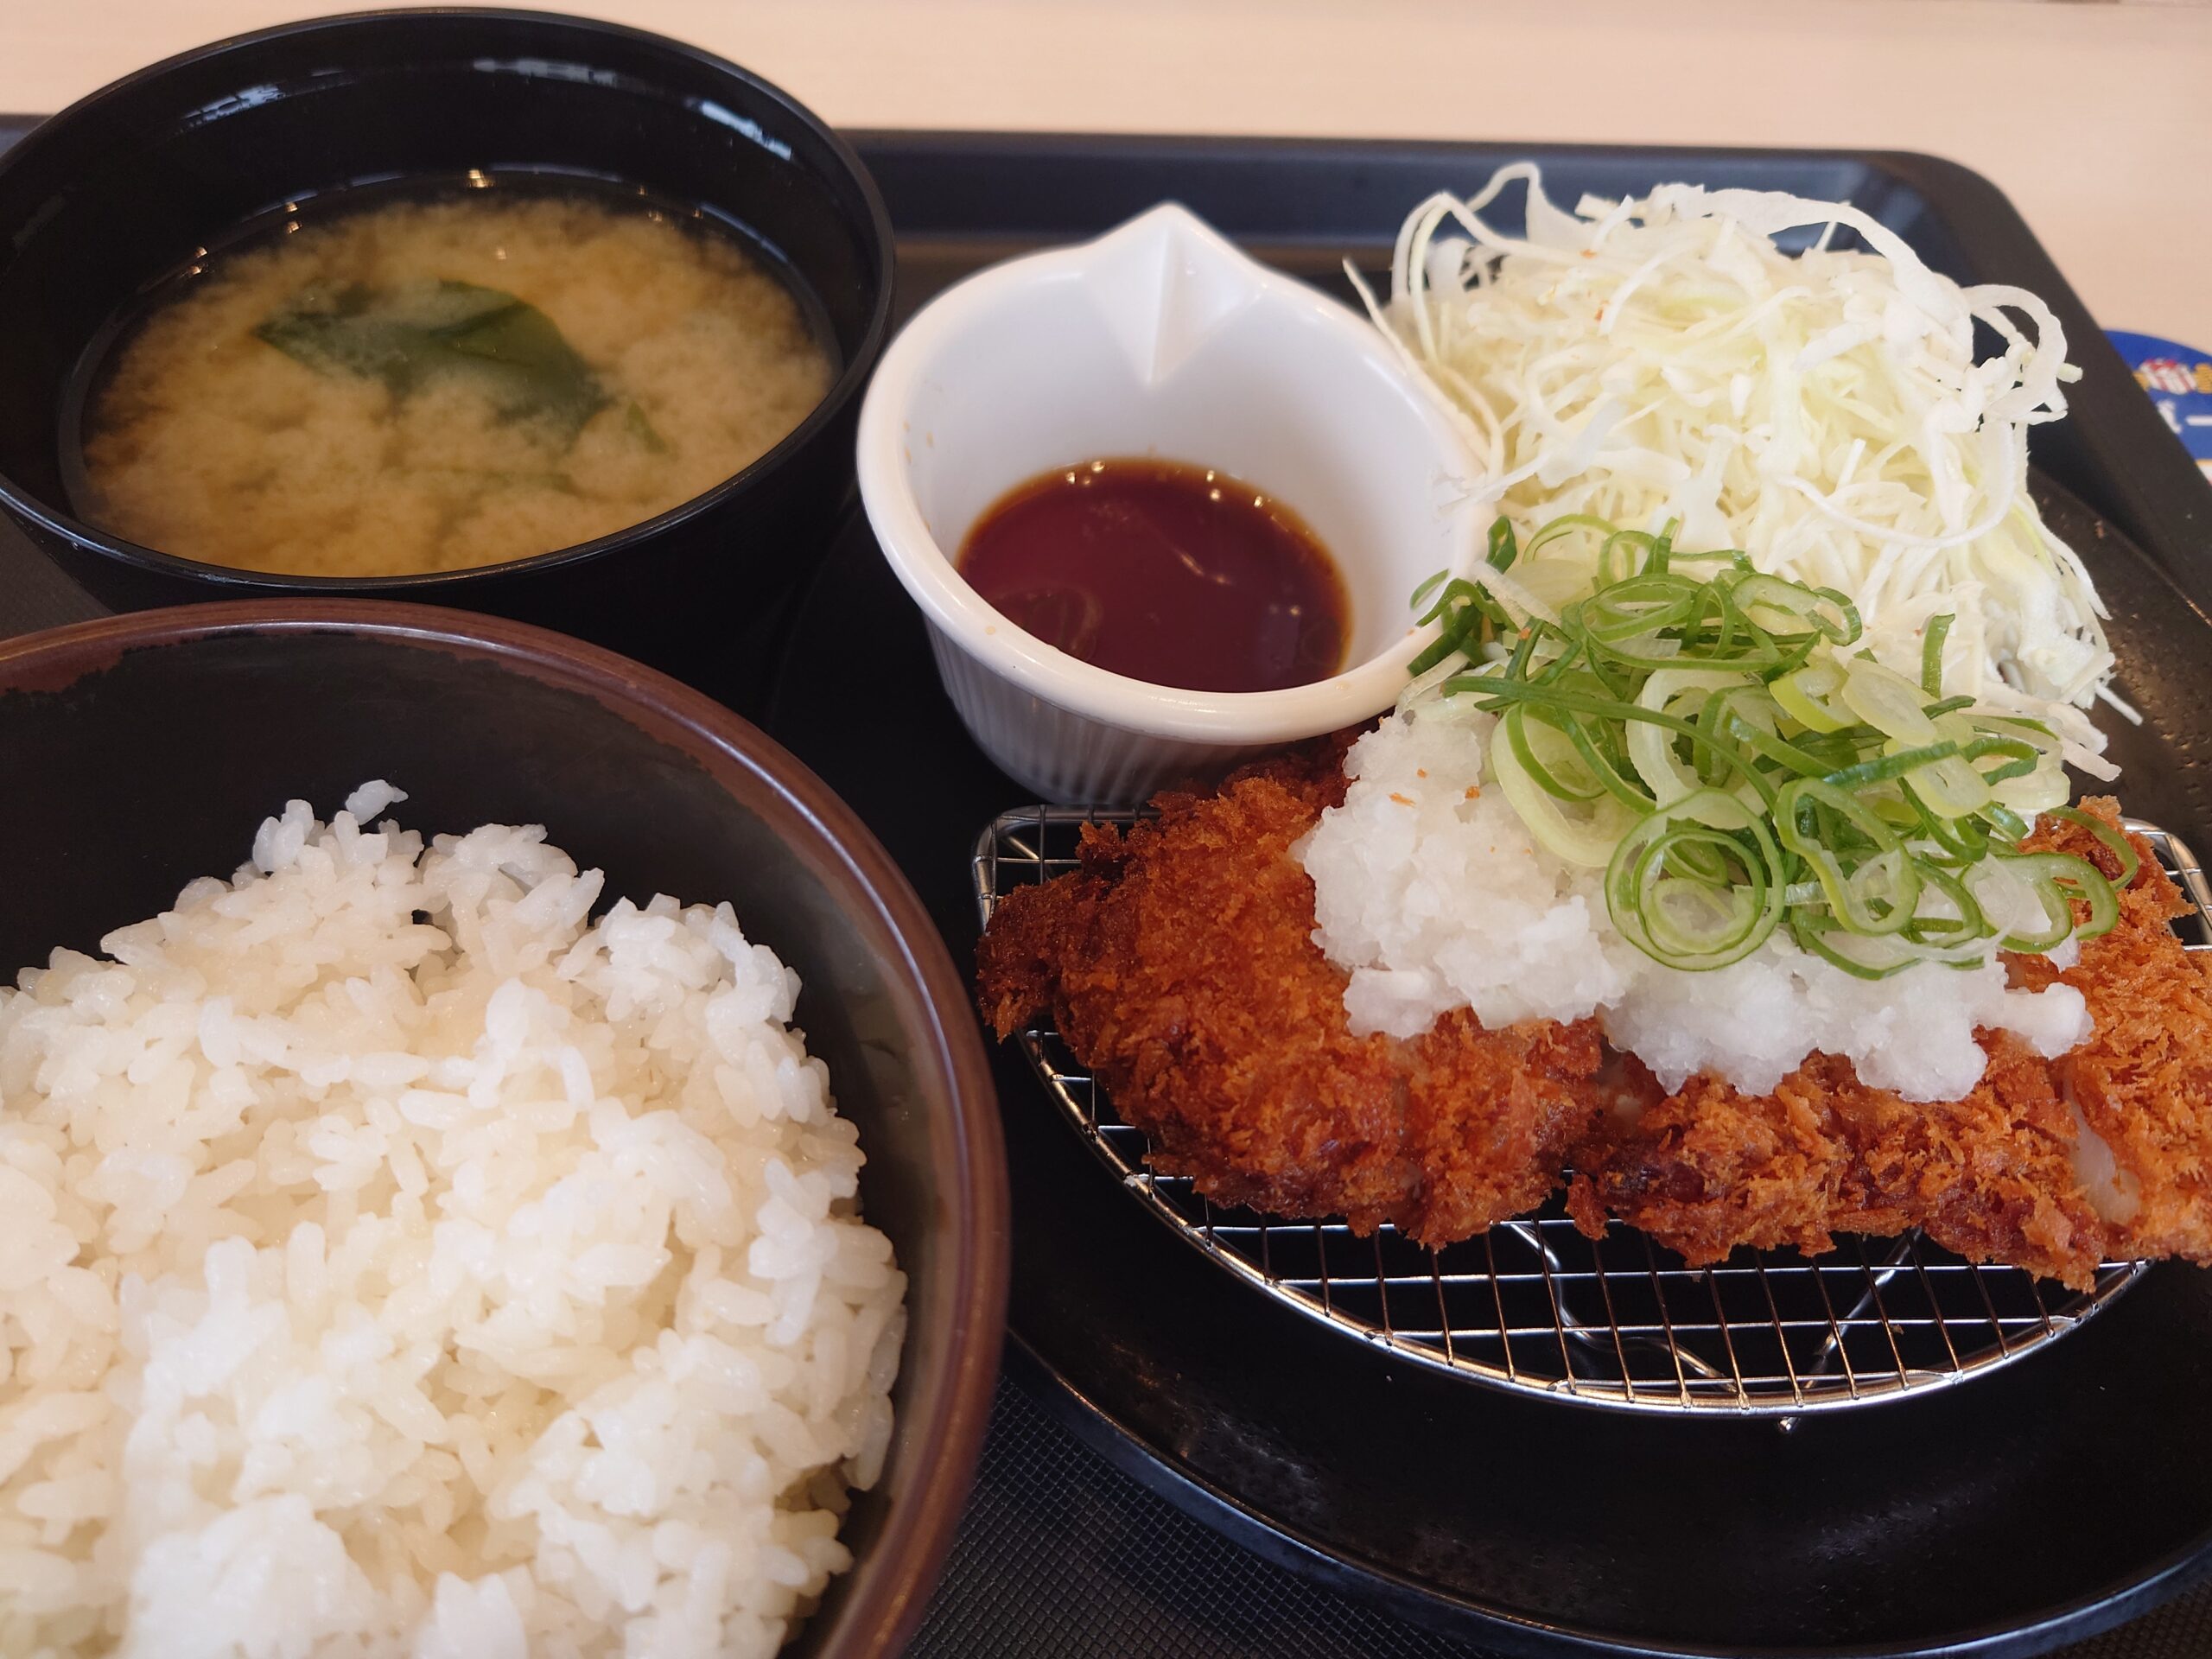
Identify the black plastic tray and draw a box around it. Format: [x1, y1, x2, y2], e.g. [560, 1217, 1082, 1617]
[4, 118, 2212, 1658]
[767, 134, 2212, 1659]
[850, 132, 2212, 614]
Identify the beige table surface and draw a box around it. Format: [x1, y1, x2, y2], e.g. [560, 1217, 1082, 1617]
[3, 0, 2209, 347]
[2, 7, 2211, 1656]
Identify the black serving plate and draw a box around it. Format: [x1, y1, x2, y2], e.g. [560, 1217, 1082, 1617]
[772, 476, 2212, 1659]
[4, 116, 2212, 1656]
[762, 137, 2212, 1657]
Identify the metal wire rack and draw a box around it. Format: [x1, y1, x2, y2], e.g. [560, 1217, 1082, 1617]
[974, 807, 2212, 1414]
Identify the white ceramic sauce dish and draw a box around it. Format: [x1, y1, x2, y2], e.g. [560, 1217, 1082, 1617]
[856, 202, 1482, 805]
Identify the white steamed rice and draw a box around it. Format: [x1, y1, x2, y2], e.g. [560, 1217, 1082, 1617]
[1300, 708, 2091, 1102]
[0, 785, 905, 1658]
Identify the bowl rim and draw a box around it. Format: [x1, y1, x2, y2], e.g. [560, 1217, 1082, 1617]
[0, 596, 1010, 1659]
[0, 6, 897, 592]
[855, 200, 1480, 746]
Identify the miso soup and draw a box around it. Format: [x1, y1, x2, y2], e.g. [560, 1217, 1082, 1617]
[74, 188, 835, 576]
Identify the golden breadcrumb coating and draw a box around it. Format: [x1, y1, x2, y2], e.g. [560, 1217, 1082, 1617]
[980, 757, 2212, 1288]
[976, 741, 1605, 1246]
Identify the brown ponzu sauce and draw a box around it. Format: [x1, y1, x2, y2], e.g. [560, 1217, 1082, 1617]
[957, 458, 1350, 692]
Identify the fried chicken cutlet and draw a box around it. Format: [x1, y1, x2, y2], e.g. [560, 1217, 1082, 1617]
[980, 751, 2212, 1287]
[1568, 804, 2212, 1288]
[976, 742, 1607, 1246]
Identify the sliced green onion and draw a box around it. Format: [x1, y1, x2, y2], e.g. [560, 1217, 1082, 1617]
[1560, 712, 1657, 813]
[1789, 912, 1991, 981]
[1505, 707, 1605, 803]
[1992, 851, 2120, 948]
[2048, 806, 2141, 888]
[1818, 741, 1959, 793]
[1777, 778, 1922, 936]
[1488, 515, 1521, 573]
[1772, 660, 1852, 733]
[1455, 675, 1781, 810]
[1721, 708, 1836, 780]
[1732, 574, 1859, 645]
[1902, 861, 1989, 949]
[1605, 789, 1785, 969]
[1921, 613, 1955, 696]
[1521, 512, 1624, 563]
[1415, 513, 2119, 975]
[1896, 743, 1993, 822]
[1981, 803, 2031, 847]
[1839, 657, 1941, 746]
[1492, 715, 1644, 868]
[1959, 734, 2041, 787]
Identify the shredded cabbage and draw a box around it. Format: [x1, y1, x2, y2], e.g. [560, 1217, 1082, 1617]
[1354, 162, 2119, 778]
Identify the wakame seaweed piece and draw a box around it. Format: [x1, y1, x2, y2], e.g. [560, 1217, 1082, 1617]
[255, 281, 487, 391]
[255, 283, 414, 387]
[621, 401, 669, 454]
[432, 284, 608, 435]
[255, 280, 609, 441]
